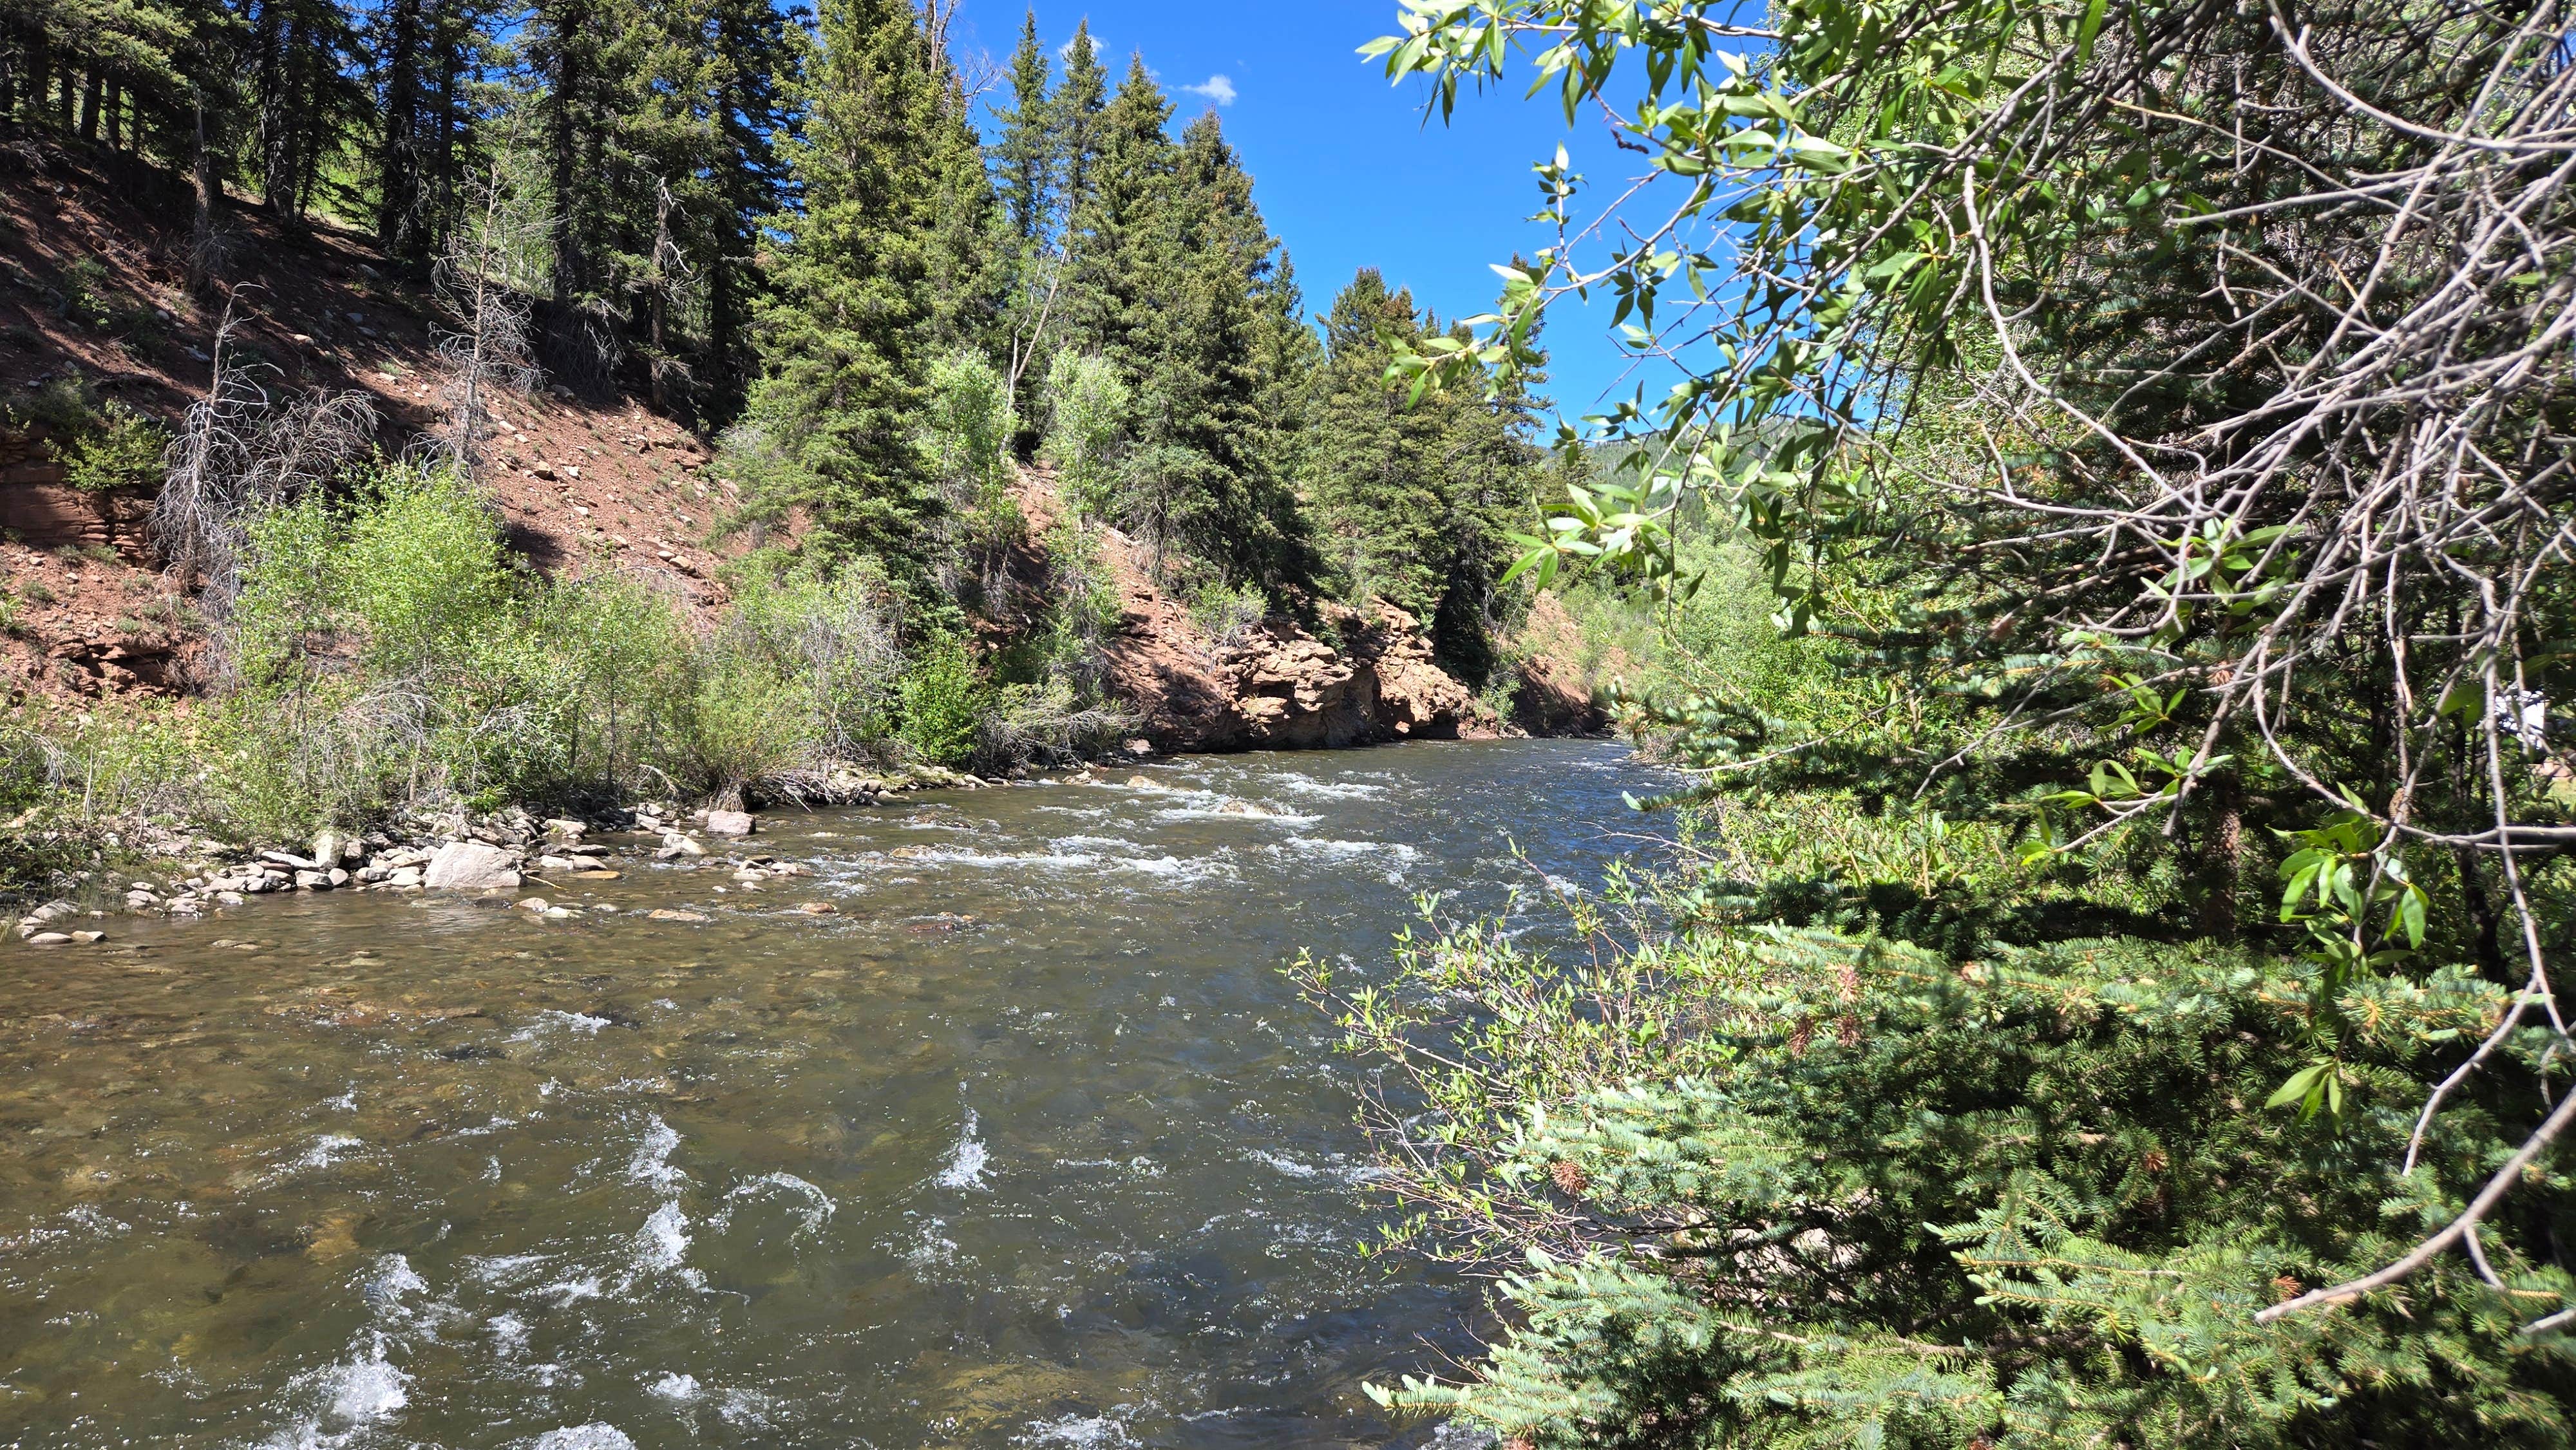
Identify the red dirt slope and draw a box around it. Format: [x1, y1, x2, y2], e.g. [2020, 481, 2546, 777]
[1, 131, 747, 701]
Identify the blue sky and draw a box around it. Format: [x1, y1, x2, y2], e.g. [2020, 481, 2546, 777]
[944, 2, 1661, 424]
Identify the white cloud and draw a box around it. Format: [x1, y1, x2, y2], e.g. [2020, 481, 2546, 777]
[1182, 74, 1238, 106]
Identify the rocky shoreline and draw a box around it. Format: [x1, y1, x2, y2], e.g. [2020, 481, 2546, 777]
[8, 761, 1005, 945]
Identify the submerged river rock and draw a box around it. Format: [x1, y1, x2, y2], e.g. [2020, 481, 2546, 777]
[0, 740, 1669, 1449]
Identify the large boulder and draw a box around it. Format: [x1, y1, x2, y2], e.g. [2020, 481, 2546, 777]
[422, 840, 522, 891]
[705, 809, 755, 837]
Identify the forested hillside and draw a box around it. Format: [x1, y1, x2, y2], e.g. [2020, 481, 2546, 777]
[0, 1, 1590, 880]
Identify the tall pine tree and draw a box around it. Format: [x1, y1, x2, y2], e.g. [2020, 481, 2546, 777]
[737, 0, 947, 557]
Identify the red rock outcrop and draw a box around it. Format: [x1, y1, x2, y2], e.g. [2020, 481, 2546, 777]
[1072, 500, 1509, 753]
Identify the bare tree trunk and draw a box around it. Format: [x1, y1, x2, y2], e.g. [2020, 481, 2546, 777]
[189, 84, 218, 296]
[21, 41, 46, 127]
[77, 68, 99, 139]
[648, 176, 674, 412]
[544, 0, 587, 308]
[102, 76, 121, 150]
[377, 0, 423, 256]
[429, 0, 462, 247]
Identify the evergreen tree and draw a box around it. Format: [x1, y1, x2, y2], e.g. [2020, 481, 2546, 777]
[599, 0, 797, 418]
[526, 0, 618, 309]
[1306, 270, 1450, 616]
[1050, 19, 1104, 221]
[735, 0, 946, 558]
[247, 0, 367, 221]
[1303, 268, 1546, 675]
[372, 0, 483, 268]
[686, 0, 799, 417]
[990, 9, 1050, 246]
[920, 57, 1001, 356]
[1145, 109, 1299, 586]
[1062, 52, 1171, 377]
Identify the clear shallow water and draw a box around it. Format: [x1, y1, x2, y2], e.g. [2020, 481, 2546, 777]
[0, 740, 1671, 1449]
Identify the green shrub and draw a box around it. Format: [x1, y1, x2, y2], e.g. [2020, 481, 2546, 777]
[677, 650, 814, 808]
[55, 258, 113, 330]
[923, 350, 1015, 502]
[537, 569, 697, 791]
[1186, 580, 1268, 650]
[1311, 911, 2573, 1450]
[723, 560, 905, 758]
[5, 375, 103, 441]
[974, 677, 1136, 773]
[1040, 352, 1130, 519]
[59, 402, 169, 494]
[897, 631, 987, 767]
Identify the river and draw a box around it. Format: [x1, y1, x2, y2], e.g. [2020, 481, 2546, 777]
[0, 739, 1671, 1449]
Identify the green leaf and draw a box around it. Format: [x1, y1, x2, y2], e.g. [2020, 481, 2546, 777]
[2265, 1062, 2329, 1111]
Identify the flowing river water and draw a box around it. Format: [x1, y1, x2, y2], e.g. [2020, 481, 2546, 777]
[0, 740, 1671, 1450]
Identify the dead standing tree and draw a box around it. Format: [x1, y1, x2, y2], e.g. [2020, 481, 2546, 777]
[153, 306, 378, 637]
[424, 145, 545, 482]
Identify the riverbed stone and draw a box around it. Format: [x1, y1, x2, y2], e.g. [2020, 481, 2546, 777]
[68, 930, 103, 944]
[294, 871, 329, 891]
[423, 840, 523, 891]
[25, 932, 70, 946]
[706, 810, 755, 836]
[647, 909, 710, 923]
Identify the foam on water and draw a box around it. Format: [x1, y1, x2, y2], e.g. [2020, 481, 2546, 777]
[626, 1114, 687, 1191]
[1267, 770, 1390, 799]
[1278, 837, 1422, 863]
[1017, 1410, 1141, 1448]
[295, 1133, 365, 1172]
[1150, 801, 1321, 825]
[540, 1274, 604, 1304]
[359, 1254, 429, 1317]
[714, 1171, 836, 1239]
[1241, 1148, 1383, 1185]
[1117, 852, 1236, 883]
[463, 1252, 553, 1286]
[716, 1387, 781, 1427]
[511, 1010, 614, 1041]
[936, 1108, 989, 1189]
[1049, 834, 1146, 852]
[527, 1426, 636, 1450]
[646, 1371, 701, 1402]
[632, 1201, 694, 1278]
[904, 1216, 960, 1269]
[488, 1313, 531, 1358]
[260, 1338, 409, 1449]
[900, 847, 1106, 871]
